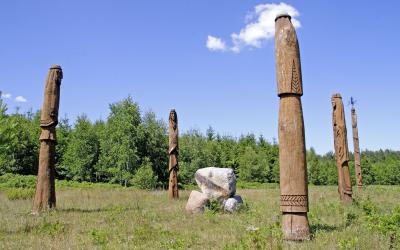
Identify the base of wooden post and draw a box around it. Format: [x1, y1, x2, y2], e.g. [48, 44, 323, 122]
[282, 212, 310, 241]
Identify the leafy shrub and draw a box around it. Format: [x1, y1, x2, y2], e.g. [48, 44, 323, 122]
[35, 221, 66, 237]
[361, 197, 378, 215]
[0, 174, 122, 190]
[130, 160, 157, 189]
[89, 229, 109, 245]
[366, 206, 400, 234]
[0, 173, 36, 188]
[344, 211, 358, 228]
[181, 184, 197, 190]
[205, 200, 223, 214]
[362, 199, 400, 249]
[5, 188, 35, 200]
[337, 238, 358, 250]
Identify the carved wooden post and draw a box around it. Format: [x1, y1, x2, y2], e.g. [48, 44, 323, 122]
[332, 94, 352, 203]
[32, 65, 62, 214]
[351, 107, 362, 191]
[274, 14, 310, 240]
[168, 109, 179, 199]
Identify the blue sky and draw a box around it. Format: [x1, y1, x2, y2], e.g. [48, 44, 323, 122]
[0, 1, 399, 154]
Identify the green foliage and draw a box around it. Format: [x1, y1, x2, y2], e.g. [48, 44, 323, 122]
[160, 238, 187, 250]
[353, 196, 400, 248]
[98, 96, 141, 186]
[136, 112, 168, 185]
[361, 197, 378, 215]
[35, 221, 66, 237]
[0, 95, 399, 188]
[89, 228, 109, 245]
[236, 181, 278, 189]
[224, 222, 283, 249]
[205, 199, 223, 214]
[337, 237, 358, 250]
[1, 186, 400, 249]
[55, 116, 72, 177]
[55, 180, 120, 189]
[0, 174, 121, 189]
[5, 188, 35, 200]
[130, 158, 158, 189]
[0, 173, 36, 188]
[344, 211, 358, 228]
[61, 114, 100, 182]
[238, 146, 266, 182]
[0, 111, 40, 175]
[365, 205, 400, 246]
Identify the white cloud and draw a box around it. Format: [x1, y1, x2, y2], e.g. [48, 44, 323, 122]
[15, 96, 27, 103]
[206, 35, 227, 51]
[1, 92, 11, 99]
[207, 2, 301, 53]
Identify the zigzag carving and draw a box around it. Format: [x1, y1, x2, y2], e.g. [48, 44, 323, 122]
[291, 59, 300, 93]
[280, 195, 308, 207]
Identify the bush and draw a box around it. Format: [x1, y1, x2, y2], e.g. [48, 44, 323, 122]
[205, 200, 223, 214]
[35, 221, 66, 237]
[5, 188, 35, 200]
[0, 173, 36, 188]
[130, 160, 157, 189]
[89, 229, 109, 245]
[0, 174, 124, 190]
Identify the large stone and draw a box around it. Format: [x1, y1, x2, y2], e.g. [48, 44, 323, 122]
[195, 167, 236, 199]
[223, 195, 243, 213]
[185, 190, 209, 214]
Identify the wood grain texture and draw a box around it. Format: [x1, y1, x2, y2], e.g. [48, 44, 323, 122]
[275, 15, 303, 96]
[278, 96, 308, 213]
[332, 94, 353, 203]
[168, 109, 179, 199]
[275, 14, 310, 240]
[352, 108, 363, 191]
[33, 65, 62, 213]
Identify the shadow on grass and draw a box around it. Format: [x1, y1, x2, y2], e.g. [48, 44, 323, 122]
[57, 207, 111, 213]
[57, 205, 138, 213]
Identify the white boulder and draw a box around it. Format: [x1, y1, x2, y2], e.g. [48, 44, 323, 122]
[185, 190, 209, 214]
[195, 167, 236, 199]
[223, 195, 244, 213]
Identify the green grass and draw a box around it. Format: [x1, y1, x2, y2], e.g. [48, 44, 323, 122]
[0, 173, 124, 190]
[0, 185, 399, 249]
[4, 188, 35, 200]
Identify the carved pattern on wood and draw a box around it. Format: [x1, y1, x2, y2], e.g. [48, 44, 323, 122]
[291, 59, 300, 93]
[280, 195, 308, 207]
[275, 14, 310, 240]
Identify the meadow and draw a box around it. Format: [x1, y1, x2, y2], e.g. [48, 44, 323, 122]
[1, 185, 399, 250]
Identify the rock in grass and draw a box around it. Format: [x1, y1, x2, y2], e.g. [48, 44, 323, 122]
[185, 190, 209, 214]
[195, 167, 236, 199]
[223, 195, 243, 213]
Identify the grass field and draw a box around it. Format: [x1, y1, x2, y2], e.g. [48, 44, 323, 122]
[0, 185, 399, 249]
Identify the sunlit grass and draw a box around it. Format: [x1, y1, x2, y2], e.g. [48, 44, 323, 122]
[0, 185, 399, 249]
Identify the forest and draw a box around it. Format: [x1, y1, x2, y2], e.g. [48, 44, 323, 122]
[1, 96, 399, 188]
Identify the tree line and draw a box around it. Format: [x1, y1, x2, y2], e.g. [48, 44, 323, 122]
[0, 96, 399, 188]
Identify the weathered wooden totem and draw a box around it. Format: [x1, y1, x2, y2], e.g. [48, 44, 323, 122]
[351, 105, 362, 191]
[32, 65, 63, 213]
[332, 94, 352, 203]
[168, 109, 179, 199]
[274, 14, 310, 240]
